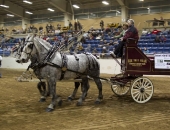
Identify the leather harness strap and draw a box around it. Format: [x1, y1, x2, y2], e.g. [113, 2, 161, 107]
[59, 53, 68, 80]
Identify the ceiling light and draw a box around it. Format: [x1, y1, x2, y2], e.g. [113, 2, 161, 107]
[25, 11, 33, 14]
[47, 8, 55, 12]
[102, 1, 109, 5]
[116, 11, 121, 13]
[0, 4, 9, 8]
[23, 0, 32, 4]
[139, 0, 144, 1]
[73, 5, 80, 8]
[7, 14, 14, 17]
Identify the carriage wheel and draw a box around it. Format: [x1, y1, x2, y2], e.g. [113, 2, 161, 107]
[111, 82, 130, 96]
[131, 77, 154, 103]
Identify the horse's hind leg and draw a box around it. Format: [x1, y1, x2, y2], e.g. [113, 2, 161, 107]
[37, 82, 46, 102]
[93, 78, 103, 104]
[68, 82, 80, 101]
[77, 78, 89, 106]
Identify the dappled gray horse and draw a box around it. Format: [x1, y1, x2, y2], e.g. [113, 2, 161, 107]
[19, 35, 103, 112]
[15, 36, 85, 103]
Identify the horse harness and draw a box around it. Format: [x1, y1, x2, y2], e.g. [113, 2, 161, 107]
[27, 43, 79, 80]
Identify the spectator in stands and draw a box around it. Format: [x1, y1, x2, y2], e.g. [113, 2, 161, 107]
[101, 46, 108, 58]
[153, 18, 158, 26]
[161, 28, 168, 35]
[100, 20, 104, 30]
[96, 34, 101, 39]
[69, 22, 73, 30]
[74, 22, 78, 31]
[85, 44, 91, 52]
[113, 23, 128, 39]
[77, 21, 82, 31]
[143, 47, 149, 54]
[159, 16, 165, 26]
[39, 26, 43, 34]
[112, 19, 139, 58]
[92, 48, 99, 58]
[160, 35, 167, 43]
[0, 55, 2, 78]
[154, 36, 161, 43]
[151, 28, 161, 35]
[46, 24, 50, 33]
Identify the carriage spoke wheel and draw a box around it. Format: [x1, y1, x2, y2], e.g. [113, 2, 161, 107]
[111, 82, 130, 96]
[131, 77, 154, 103]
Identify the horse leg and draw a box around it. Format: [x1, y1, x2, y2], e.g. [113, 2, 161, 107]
[37, 82, 46, 102]
[93, 78, 103, 104]
[46, 79, 57, 112]
[46, 79, 62, 107]
[46, 81, 50, 97]
[68, 82, 80, 101]
[77, 78, 89, 106]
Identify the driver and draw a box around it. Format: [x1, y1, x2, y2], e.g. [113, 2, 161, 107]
[112, 19, 139, 57]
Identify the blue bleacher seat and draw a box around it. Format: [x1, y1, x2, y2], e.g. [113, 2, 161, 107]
[137, 42, 143, 47]
[164, 43, 170, 47]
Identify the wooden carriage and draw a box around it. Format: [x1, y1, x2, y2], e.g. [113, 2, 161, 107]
[110, 38, 170, 103]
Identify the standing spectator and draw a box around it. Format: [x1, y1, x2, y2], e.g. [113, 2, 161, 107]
[100, 20, 104, 30]
[77, 21, 82, 31]
[39, 26, 43, 35]
[159, 16, 165, 26]
[69, 22, 73, 31]
[57, 24, 61, 30]
[74, 22, 78, 31]
[0, 55, 2, 78]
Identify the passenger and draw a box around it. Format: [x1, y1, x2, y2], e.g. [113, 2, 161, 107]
[111, 19, 139, 58]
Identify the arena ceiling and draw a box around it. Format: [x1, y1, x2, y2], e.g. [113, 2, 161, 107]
[0, 0, 168, 18]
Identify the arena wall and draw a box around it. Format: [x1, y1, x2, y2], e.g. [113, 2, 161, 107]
[1, 57, 121, 74]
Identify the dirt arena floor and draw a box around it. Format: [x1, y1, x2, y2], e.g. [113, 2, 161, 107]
[0, 68, 170, 130]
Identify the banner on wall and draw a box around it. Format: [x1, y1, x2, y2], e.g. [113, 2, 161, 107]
[154, 54, 170, 69]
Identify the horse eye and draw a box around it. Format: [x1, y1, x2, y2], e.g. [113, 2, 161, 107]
[28, 44, 33, 49]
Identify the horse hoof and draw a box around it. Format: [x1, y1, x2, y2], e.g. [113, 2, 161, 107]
[95, 101, 101, 104]
[58, 100, 63, 106]
[85, 93, 88, 97]
[68, 96, 73, 101]
[46, 108, 54, 112]
[76, 101, 82, 106]
[39, 98, 46, 102]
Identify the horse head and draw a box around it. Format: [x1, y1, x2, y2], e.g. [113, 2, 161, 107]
[20, 34, 36, 63]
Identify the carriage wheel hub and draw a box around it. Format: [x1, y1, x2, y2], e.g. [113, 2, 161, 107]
[140, 88, 145, 93]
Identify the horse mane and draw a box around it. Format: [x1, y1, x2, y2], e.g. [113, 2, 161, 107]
[34, 37, 52, 50]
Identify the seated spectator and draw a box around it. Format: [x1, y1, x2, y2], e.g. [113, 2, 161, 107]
[143, 47, 149, 54]
[161, 28, 168, 35]
[85, 44, 91, 52]
[154, 36, 161, 43]
[96, 34, 101, 39]
[160, 35, 167, 43]
[113, 23, 128, 39]
[142, 29, 148, 35]
[152, 28, 161, 35]
[92, 48, 100, 59]
[100, 46, 108, 58]
[77, 45, 84, 52]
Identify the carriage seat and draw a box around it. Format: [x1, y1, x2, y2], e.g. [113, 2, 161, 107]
[126, 38, 138, 47]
